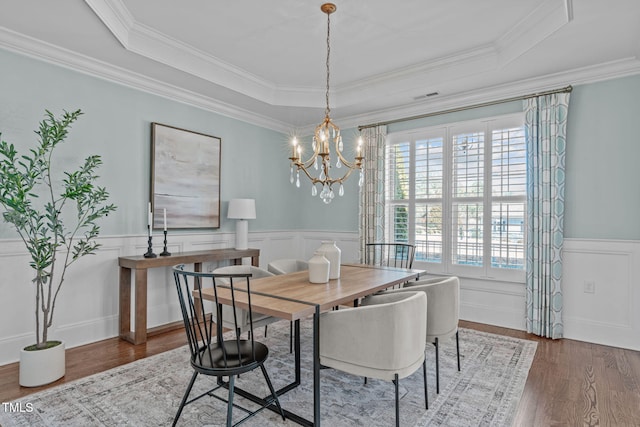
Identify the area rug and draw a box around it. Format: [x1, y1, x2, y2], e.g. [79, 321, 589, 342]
[0, 320, 536, 427]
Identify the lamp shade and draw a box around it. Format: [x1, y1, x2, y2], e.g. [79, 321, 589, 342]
[227, 199, 256, 220]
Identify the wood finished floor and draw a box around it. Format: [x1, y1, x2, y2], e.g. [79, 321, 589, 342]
[1, 321, 639, 426]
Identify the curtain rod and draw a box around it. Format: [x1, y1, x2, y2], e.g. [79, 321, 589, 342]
[357, 85, 573, 131]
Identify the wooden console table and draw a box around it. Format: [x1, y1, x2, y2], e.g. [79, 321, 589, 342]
[118, 248, 260, 344]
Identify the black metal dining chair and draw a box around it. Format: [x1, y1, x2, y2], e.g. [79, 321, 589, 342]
[172, 264, 285, 427]
[364, 243, 416, 269]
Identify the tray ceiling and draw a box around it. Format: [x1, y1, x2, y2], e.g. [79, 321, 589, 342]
[1, 0, 639, 132]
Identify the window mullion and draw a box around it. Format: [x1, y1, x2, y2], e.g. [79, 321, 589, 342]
[483, 124, 492, 276]
[442, 127, 453, 272]
[408, 138, 416, 245]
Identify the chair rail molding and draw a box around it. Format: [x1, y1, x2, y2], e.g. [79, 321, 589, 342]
[0, 233, 637, 365]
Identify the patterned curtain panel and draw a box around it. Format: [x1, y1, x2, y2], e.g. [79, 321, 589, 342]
[358, 125, 387, 262]
[524, 92, 570, 339]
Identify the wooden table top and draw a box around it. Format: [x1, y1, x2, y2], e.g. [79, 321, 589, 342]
[197, 264, 423, 321]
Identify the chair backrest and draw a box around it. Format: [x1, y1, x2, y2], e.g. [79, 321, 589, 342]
[404, 276, 459, 341]
[267, 259, 309, 275]
[214, 264, 275, 279]
[364, 243, 416, 269]
[320, 290, 427, 380]
[172, 264, 260, 370]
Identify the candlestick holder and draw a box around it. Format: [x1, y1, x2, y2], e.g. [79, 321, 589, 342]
[160, 230, 171, 256]
[144, 226, 157, 258]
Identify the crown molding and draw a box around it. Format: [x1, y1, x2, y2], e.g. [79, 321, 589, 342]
[334, 56, 640, 133]
[496, 0, 572, 66]
[84, 0, 133, 46]
[85, 0, 574, 110]
[335, 45, 498, 109]
[1, 19, 638, 137]
[0, 26, 292, 133]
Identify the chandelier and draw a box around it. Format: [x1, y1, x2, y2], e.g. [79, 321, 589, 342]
[288, 3, 364, 204]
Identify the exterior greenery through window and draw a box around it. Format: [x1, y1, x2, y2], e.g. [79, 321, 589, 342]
[385, 113, 525, 281]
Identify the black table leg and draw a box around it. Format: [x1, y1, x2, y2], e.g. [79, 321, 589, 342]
[313, 306, 320, 426]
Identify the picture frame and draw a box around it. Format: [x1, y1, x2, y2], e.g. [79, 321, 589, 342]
[150, 123, 221, 229]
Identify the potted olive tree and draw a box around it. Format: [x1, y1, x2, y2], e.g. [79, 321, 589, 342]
[0, 109, 116, 386]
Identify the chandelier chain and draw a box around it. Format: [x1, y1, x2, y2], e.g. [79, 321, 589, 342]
[325, 11, 331, 118]
[287, 3, 363, 204]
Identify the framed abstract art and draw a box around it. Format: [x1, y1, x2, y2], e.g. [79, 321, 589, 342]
[150, 123, 221, 229]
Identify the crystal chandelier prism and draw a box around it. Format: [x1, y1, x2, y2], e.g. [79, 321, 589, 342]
[288, 3, 364, 204]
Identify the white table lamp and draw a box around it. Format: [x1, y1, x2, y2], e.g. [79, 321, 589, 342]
[227, 199, 256, 250]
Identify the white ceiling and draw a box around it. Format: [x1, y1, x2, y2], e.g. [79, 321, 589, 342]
[1, 0, 639, 133]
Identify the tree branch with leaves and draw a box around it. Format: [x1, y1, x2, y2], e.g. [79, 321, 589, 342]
[0, 109, 116, 349]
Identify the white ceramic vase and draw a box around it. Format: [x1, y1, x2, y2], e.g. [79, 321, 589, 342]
[19, 341, 65, 387]
[318, 240, 341, 279]
[308, 251, 330, 284]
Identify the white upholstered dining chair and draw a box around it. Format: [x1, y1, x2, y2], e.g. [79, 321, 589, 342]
[267, 259, 309, 275]
[371, 276, 461, 394]
[266, 258, 308, 352]
[319, 291, 428, 427]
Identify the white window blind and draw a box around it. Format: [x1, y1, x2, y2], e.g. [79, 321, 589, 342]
[385, 113, 525, 281]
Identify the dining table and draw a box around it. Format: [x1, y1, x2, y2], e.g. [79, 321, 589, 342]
[197, 263, 424, 427]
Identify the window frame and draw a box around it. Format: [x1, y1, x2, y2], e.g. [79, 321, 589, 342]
[385, 113, 526, 283]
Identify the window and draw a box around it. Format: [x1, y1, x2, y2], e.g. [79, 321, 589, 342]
[385, 114, 525, 281]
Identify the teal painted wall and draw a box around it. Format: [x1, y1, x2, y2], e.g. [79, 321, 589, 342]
[564, 76, 640, 240]
[0, 48, 301, 237]
[369, 77, 640, 241]
[1, 47, 639, 239]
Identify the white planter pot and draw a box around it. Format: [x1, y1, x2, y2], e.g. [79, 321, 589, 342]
[19, 341, 65, 387]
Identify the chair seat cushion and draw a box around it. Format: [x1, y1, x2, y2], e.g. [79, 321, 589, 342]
[194, 340, 269, 371]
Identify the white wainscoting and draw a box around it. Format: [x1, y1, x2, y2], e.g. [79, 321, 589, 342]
[562, 238, 640, 351]
[0, 230, 360, 365]
[450, 238, 640, 351]
[0, 234, 637, 365]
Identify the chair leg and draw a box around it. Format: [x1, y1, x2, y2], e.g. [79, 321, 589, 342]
[393, 374, 400, 427]
[264, 325, 268, 337]
[172, 371, 198, 427]
[434, 337, 440, 394]
[423, 358, 428, 410]
[290, 321, 293, 354]
[456, 330, 461, 371]
[226, 375, 235, 427]
[260, 364, 286, 420]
